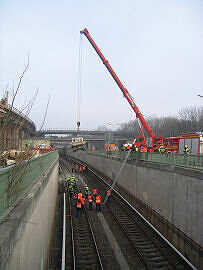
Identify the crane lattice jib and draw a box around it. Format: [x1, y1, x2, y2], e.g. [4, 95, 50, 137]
[80, 28, 156, 139]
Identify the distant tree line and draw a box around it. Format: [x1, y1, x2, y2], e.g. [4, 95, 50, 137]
[117, 106, 203, 138]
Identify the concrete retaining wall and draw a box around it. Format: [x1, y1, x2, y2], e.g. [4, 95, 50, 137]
[0, 159, 59, 270]
[66, 150, 203, 269]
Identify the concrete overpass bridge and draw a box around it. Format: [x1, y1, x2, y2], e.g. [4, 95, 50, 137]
[0, 104, 35, 150]
[36, 128, 134, 138]
[49, 136, 131, 149]
[37, 129, 134, 149]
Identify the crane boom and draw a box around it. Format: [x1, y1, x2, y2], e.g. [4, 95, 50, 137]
[80, 28, 158, 141]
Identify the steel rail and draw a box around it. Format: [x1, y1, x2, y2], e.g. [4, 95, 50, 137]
[74, 163, 149, 269]
[62, 157, 198, 269]
[68, 159, 149, 268]
[60, 163, 76, 270]
[61, 158, 104, 270]
[109, 192, 180, 269]
[83, 203, 104, 270]
[67, 176, 76, 270]
[61, 193, 66, 270]
[98, 173, 181, 270]
[71, 157, 197, 270]
[90, 171, 185, 268]
[74, 183, 104, 270]
[106, 201, 151, 269]
[88, 166, 197, 270]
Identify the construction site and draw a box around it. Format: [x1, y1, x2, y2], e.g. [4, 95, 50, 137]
[0, 1, 203, 269]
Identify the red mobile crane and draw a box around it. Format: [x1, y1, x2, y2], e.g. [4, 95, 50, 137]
[80, 28, 164, 148]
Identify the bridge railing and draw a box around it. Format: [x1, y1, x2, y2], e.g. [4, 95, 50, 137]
[11, 105, 36, 128]
[0, 104, 36, 129]
[86, 150, 203, 170]
[0, 150, 58, 222]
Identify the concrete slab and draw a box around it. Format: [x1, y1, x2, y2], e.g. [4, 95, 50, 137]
[97, 212, 131, 270]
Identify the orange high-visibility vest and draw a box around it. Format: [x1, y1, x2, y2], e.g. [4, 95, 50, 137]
[78, 193, 82, 199]
[77, 201, 82, 208]
[81, 197, 85, 205]
[107, 190, 111, 196]
[140, 147, 147, 152]
[96, 196, 101, 204]
[88, 196, 93, 202]
[93, 189, 98, 194]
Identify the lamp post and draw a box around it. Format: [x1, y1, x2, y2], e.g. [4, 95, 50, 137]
[106, 123, 120, 145]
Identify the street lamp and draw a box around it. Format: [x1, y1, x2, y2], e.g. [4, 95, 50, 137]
[106, 123, 121, 146]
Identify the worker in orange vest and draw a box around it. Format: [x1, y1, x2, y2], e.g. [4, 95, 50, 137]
[76, 199, 82, 218]
[92, 188, 98, 195]
[78, 192, 82, 200]
[82, 165, 86, 173]
[140, 146, 147, 152]
[148, 147, 154, 152]
[81, 196, 85, 206]
[127, 145, 131, 151]
[92, 189, 98, 202]
[95, 195, 102, 212]
[79, 166, 82, 173]
[106, 189, 111, 204]
[81, 196, 85, 214]
[88, 194, 93, 210]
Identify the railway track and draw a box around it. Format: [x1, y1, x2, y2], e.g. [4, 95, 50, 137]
[67, 157, 195, 270]
[60, 160, 104, 270]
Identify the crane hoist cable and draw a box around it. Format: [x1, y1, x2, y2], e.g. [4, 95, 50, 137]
[77, 35, 83, 133]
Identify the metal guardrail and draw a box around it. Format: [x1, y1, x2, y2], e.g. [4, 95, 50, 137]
[11, 106, 36, 128]
[0, 150, 58, 222]
[86, 150, 203, 171]
[0, 104, 36, 129]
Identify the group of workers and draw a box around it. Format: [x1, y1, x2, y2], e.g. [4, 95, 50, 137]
[65, 160, 113, 219]
[122, 144, 190, 154]
[66, 175, 76, 197]
[74, 188, 98, 218]
[74, 186, 111, 218]
[123, 145, 159, 152]
[123, 144, 158, 152]
[72, 163, 87, 173]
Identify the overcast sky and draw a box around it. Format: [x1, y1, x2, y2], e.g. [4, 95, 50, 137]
[1, 0, 203, 130]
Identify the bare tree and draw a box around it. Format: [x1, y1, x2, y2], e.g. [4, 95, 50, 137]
[0, 57, 53, 217]
[118, 105, 203, 138]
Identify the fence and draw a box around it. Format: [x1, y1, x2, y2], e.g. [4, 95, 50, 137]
[86, 150, 203, 171]
[0, 150, 58, 222]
